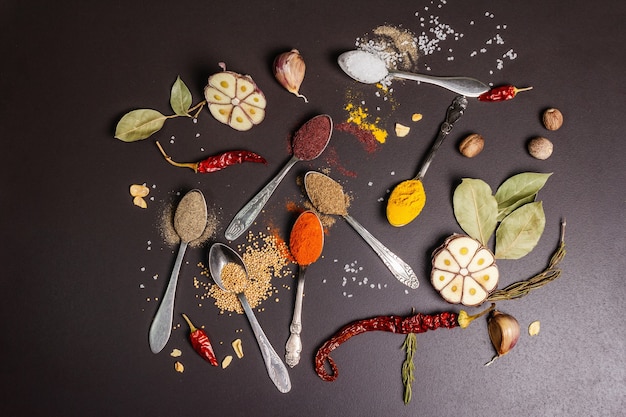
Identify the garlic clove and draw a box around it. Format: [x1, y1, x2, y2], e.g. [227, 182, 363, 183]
[446, 236, 481, 268]
[439, 275, 464, 304]
[274, 49, 308, 102]
[431, 269, 456, 291]
[432, 248, 461, 273]
[461, 276, 488, 306]
[486, 310, 520, 365]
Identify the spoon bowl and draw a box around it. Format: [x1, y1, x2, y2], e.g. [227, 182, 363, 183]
[207, 243, 291, 393]
[338, 50, 489, 97]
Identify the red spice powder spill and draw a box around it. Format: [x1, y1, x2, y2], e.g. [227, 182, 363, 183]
[323, 146, 357, 178]
[335, 122, 380, 154]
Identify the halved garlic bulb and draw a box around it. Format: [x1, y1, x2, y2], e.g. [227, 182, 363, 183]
[204, 70, 266, 131]
[431, 234, 499, 306]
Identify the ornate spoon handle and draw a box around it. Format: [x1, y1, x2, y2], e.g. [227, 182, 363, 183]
[343, 215, 419, 289]
[417, 95, 468, 180]
[238, 293, 291, 393]
[225, 156, 299, 241]
[285, 265, 307, 367]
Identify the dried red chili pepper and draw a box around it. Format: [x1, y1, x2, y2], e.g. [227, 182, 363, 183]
[314, 305, 494, 382]
[478, 85, 533, 102]
[182, 313, 218, 366]
[156, 141, 266, 173]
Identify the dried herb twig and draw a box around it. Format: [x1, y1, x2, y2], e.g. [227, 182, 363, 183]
[488, 218, 566, 301]
[401, 331, 417, 404]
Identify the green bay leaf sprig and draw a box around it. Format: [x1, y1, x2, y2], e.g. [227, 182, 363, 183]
[453, 172, 552, 260]
[115, 76, 206, 142]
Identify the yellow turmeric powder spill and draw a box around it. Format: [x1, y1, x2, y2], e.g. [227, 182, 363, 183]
[386, 179, 426, 227]
[344, 102, 388, 144]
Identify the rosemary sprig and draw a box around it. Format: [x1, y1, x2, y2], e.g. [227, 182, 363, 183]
[488, 218, 567, 301]
[401, 332, 417, 404]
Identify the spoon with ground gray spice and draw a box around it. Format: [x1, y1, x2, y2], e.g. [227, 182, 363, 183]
[304, 171, 419, 289]
[149, 189, 208, 353]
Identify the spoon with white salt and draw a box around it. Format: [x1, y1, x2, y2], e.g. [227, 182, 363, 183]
[338, 50, 489, 97]
[149, 189, 207, 354]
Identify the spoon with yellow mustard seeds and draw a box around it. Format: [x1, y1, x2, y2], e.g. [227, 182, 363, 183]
[304, 171, 418, 289]
[149, 189, 208, 353]
[386, 95, 468, 227]
[208, 243, 291, 393]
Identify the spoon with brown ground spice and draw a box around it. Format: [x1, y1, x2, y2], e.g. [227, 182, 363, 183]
[208, 243, 291, 393]
[304, 171, 419, 289]
[149, 189, 208, 353]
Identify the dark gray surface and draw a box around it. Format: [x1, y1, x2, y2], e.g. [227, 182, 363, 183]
[1, 1, 624, 416]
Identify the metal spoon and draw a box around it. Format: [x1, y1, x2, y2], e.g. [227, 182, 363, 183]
[284, 211, 324, 367]
[208, 243, 291, 393]
[149, 189, 207, 353]
[304, 172, 419, 289]
[225, 114, 333, 241]
[338, 50, 489, 97]
[387, 95, 468, 227]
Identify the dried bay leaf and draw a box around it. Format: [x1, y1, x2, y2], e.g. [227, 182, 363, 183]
[170, 76, 192, 116]
[453, 178, 498, 246]
[495, 172, 552, 221]
[495, 201, 546, 259]
[115, 109, 167, 142]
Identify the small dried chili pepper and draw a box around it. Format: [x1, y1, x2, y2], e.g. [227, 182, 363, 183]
[156, 141, 267, 173]
[182, 313, 218, 366]
[478, 85, 533, 102]
[314, 305, 494, 382]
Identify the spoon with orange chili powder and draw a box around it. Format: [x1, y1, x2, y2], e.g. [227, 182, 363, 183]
[284, 211, 324, 367]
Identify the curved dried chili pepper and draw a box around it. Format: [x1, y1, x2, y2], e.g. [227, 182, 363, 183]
[478, 85, 533, 102]
[156, 141, 267, 173]
[314, 305, 494, 382]
[182, 313, 218, 366]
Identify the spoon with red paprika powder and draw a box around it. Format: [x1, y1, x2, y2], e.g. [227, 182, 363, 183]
[285, 211, 324, 367]
[225, 114, 333, 241]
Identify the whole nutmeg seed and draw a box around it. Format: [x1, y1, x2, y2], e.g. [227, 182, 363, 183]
[459, 133, 484, 158]
[528, 136, 553, 160]
[542, 108, 563, 131]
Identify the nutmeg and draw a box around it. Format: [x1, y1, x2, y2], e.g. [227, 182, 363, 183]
[528, 136, 553, 160]
[542, 108, 563, 131]
[459, 133, 484, 158]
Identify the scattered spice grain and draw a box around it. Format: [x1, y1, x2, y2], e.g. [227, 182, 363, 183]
[207, 231, 292, 314]
[220, 262, 248, 293]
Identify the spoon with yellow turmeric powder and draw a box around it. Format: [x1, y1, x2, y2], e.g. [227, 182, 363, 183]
[386, 95, 468, 227]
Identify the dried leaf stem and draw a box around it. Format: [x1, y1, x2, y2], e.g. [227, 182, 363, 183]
[401, 331, 417, 404]
[487, 218, 566, 301]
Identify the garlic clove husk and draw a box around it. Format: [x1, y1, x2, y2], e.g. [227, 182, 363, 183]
[486, 310, 520, 366]
[274, 49, 308, 102]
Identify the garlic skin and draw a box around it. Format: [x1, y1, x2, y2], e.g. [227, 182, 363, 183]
[274, 49, 308, 102]
[486, 310, 520, 365]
